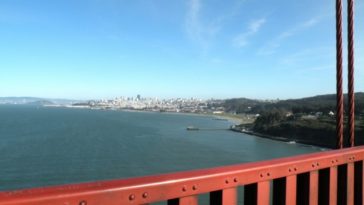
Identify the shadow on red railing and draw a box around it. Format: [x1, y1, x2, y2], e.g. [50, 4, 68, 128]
[1, 146, 363, 205]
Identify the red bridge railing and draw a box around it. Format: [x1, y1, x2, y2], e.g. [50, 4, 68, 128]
[0, 1, 359, 205]
[1, 146, 364, 205]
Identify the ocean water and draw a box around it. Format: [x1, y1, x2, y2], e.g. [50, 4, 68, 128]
[0, 105, 323, 191]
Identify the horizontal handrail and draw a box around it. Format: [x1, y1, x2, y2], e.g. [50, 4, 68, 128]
[1, 146, 364, 204]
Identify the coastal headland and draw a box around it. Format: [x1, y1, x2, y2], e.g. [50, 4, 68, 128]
[3, 93, 364, 149]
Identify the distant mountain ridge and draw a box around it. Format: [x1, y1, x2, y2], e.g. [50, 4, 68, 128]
[223, 92, 364, 114]
[0, 97, 80, 105]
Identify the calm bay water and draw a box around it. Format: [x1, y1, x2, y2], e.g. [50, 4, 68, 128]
[0, 105, 323, 191]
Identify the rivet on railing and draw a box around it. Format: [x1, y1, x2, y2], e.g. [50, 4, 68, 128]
[267, 173, 270, 177]
[142, 192, 148, 199]
[260, 173, 264, 178]
[129, 194, 135, 201]
[192, 185, 197, 190]
[289, 168, 292, 172]
[336, 159, 339, 162]
[233, 178, 238, 182]
[331, 160, 335, 164]
[225, 179, 229, 184]
[294, 167, 297, 171]
[182, 186, 187, 192]
[79, 200, 87, 205]
[316, 162, 319, 166]
[312, 164, 315, 168]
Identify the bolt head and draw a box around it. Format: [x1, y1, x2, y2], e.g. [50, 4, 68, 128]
[79, 201, 87, 205]
[142, 192, 148, 198]
[129, 194, 135, 201]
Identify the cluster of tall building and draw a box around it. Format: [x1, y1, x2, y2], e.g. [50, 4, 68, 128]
[83, 95, 225, 113]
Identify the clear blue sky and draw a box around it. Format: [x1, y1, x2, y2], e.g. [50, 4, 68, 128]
[1, 0, 364, 100]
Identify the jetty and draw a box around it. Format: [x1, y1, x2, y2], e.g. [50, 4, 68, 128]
[186, 126, 229, 131]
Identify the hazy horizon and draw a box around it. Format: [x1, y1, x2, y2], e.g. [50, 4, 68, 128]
[2, 90, 364, 102]
[1, 0, 364, 100]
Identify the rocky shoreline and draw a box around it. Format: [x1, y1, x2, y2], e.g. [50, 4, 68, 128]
[230, 126, 330, 149]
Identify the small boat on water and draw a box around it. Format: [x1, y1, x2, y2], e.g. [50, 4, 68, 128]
[187, 126, 199, 131]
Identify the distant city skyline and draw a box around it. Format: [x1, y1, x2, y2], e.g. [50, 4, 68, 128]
[1, 0, 364, 100]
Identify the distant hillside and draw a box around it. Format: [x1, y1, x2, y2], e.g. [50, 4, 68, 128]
[223, 98, 273, 113]
[224, 92, 364, 115]
[0, 97, 79, 105]
[0, 97, 44, 104]
[272, 92, 364, 114]
[27, 100, 55, 106]
[227, 92, 364, 148]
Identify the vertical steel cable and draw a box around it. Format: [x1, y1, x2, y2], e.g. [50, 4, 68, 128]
[336, 0, 344, 149]
[347, 0, 355, 147]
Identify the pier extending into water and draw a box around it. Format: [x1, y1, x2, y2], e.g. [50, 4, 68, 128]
[186, 126, 230, 131]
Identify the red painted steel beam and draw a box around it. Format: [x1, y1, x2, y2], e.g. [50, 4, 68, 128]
[347, 163, 355, 205]
[257, 181, 270, 205]
[362, 162, 364, 204]
[179, 195, 198, 205]
[1, 147, 364, 205]
[222, 188, 237, 205]
[329, 167, 338, 204]
[286, 175, 296, 204]
[309, 171, 318, 205]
